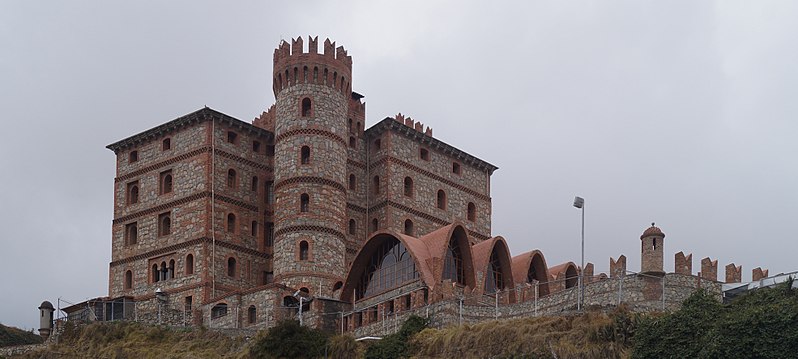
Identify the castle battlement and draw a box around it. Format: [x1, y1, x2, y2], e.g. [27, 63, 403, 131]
[272, 36, 352, 98]
[394, 112, 433, 137]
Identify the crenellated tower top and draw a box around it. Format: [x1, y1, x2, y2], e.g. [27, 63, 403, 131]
[272, 36, 353, 98]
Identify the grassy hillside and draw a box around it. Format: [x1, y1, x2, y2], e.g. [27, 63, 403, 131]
[20, 322, 248, 359]
[0, 324, 42, 348]
[410, 307, 638, 359]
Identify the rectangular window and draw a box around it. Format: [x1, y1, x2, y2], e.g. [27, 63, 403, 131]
[227, 131, 238, 144]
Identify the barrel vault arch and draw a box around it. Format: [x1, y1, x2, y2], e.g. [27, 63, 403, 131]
[511, 250, 551, 297]
[472, 236, 516, 302]
[340, 231, 433, 303]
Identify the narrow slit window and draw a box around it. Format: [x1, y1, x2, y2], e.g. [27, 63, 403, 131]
[300, 146, 310, 164]
[301, 98, 312, 117]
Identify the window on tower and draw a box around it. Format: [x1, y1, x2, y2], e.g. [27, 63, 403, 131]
[299, 241, 309, 260]
[160, 170, 173, 195]
[127, 181, 139, 205]
[300, 193, 309, 213]
[162, 138, 171, 151]
[404, 177, 414, 197]
[159, 212, 171, 236]
[301, 98, 312, 117]
[437, 190, 447, 210]
[300, 146, 310, 164]
[227, 213, 236, 233]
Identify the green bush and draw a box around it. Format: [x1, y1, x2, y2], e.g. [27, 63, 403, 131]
[248, 320, 329, 359]
[633, 282, 798, 359]
[364, 315, 427, 359]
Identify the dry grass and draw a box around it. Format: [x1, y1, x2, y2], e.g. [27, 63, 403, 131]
[20, 322, 250, 359]
[410, 310, 634, 359]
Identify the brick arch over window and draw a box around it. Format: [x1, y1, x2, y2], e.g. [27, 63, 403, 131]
[511, 250, 551, 297]
[340, 232, 434, 303]
[472, 236, 516, 302]
[424, 223, 477, 289]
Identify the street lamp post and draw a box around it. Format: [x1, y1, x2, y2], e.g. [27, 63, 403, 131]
[573, 196, 585, 312]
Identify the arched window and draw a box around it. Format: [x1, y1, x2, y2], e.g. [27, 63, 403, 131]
[348, 219, 356, 235]
[349, 136, 356, 148]
[248, 305, 257, 324]
[313, 67, 318, 83]
[227, 169, 237, 188]
[127, 182, 139, 205]
[227, 213, 236, 233]
[484, 249, 504, 294]
[349, 174, 356, 190]
[371, 218, 379, 233]
[299, 241, 309, 260]
[443, 237, 465, 285]
[300, 193, 309, 213]
[404, 177, 414, 197]
[227, 258, 236, 277]
[251, 176, 258, 192]
[332, 281, 343, 292]
[301, 98, 312, 117]
[159, 213, 171, 236]
[152, 264, 159, 283]
[355, 238, 419, 300]
[124, 270, 132, 290]
[168, 259, 175, 279]
[160, 262, 167, 281]
[565, 266, 578, 289]
[437, 190, 447, 210]
[372, 176, 380, 195]
[162, 138, 171, 151]
[160, 170, 173, 194]
[348, 118, 353, 132]
[467, 202, 476, 222]
[125, 223, 138, 245]
[303, 66, 308, 83]
[186, 254, 194, 275]
[404, 219, 414, 236]
[300, 146, 310, 164]
[211, 303, 228, 319]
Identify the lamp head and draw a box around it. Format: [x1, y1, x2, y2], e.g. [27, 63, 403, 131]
[573, 196, 584, 209]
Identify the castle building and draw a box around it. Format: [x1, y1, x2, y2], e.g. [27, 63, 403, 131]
[76, 36, 747, 333]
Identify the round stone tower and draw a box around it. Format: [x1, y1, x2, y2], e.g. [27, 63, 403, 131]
[38, 300, 54, 339]
[271, 36, 352, 297]
[640, 223, 665, 275]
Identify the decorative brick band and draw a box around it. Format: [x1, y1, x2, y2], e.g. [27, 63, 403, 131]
[369, 156, 491, 202]
[275, 128, 347, 147]
[214, 149, 273, 172]
[116, 147, 210, 183]
[274, 224, 346, 241]
[215, 194, 259, 213]
[115, 147, 272, 184]
[110, 237, 271, 267]
[113, 191, 258, 224]
[347, 158, 366, 170]
[274, 176, 347, 194]
[346, 202, 367, 213]
[114, 192, 208, 224]
[273, 271, 345, 283]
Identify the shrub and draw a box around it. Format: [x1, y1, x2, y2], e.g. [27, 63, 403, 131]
[248, 320, 329, 358]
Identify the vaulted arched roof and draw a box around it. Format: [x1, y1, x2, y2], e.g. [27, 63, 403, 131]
[340, 230, 434, 303]
[418, 222, 477, 289]
[472, 236, 516, 301]
[511, 250, 551, 296]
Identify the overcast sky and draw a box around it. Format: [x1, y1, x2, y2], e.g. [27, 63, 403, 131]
[2, 1, 797, 331]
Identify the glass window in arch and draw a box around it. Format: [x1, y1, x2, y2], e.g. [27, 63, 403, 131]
[356, 239, 419, 300]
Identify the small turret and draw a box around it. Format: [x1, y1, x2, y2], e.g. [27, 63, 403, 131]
[640, 223, 665, 275]
[38, 301, 54, 339]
